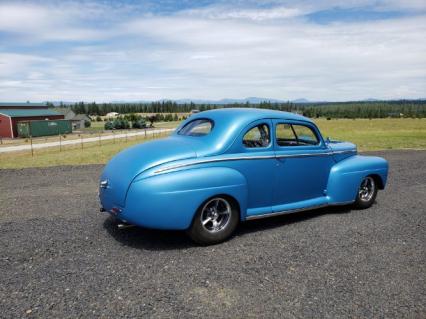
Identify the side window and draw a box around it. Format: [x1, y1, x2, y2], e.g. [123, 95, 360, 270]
[178, 119, 213, 136]
[293, 125, 319, 145]
[276, 124, 298, 146]
[243, 124, 270, 148]
[276, 123, 319, 146]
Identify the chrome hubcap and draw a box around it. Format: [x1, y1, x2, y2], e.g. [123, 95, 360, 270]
[358, 176, 375, 202]
[200, 198, 231, 233]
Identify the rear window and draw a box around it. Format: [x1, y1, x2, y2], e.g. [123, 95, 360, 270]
[178, 119, 213, 136]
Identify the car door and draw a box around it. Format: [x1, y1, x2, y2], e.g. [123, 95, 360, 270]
[226, 119, 275, 217]
[272, 119, 335, 211]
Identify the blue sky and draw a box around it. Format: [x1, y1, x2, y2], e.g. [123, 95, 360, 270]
[0, 0, 425, 102]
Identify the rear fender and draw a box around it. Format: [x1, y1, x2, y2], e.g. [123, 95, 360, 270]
[123, 167, 247, 230]
[327, 155, 388, 204]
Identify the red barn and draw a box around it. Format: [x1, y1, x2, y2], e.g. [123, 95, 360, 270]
[0, 104, 64, 138]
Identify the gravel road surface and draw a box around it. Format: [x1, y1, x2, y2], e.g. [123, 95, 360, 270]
[0, 150, 425, 318]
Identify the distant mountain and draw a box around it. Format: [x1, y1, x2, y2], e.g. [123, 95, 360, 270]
[291, 98, 310, 103]
[47, 98, 309, 105]
[44, 97, 426, 106]
[362, 98, 380, 102]
[47, 101, 75, 106]
[174, 97, 302, 104]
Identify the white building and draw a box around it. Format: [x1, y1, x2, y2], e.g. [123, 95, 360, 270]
[105, 112, 119, 118]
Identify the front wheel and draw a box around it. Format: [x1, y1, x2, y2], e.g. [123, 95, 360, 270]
[187, 196, 239, 245]
[354, 176, 378, 209]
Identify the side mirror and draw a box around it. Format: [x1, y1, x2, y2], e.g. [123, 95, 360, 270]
[325, 137, 330, 143]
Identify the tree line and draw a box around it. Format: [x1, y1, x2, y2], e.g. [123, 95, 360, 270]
[49, 100, 426, 118]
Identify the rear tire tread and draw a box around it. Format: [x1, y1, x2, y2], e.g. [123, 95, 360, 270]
[187, 196, 239, 245]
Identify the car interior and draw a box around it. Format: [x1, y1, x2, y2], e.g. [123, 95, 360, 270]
[276, 124, 319, 146]
[243, 124, 270, 148]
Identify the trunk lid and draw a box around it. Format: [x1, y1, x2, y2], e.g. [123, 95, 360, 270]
[99, 137, 196, 208]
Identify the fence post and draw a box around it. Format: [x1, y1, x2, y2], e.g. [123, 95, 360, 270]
[80, 134, 83, 150]
[144, 128, 147, 139]
[113, 130, 115, 144]
[126, 130, 128, 142]
[30, 135, 34, 157]
[98, 132, 101, 146]
[59, 133, 62, 152]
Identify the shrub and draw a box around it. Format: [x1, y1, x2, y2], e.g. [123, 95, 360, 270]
[132, 119, 147, 129]
[84, 120, 91, 128]
[104, 121, 114, 130]
[112, 118, 130, 129]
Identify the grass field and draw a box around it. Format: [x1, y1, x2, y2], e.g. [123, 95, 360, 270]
[0, 118, 424, 169]
[316, 118, 426, 150]
[0, 132, 169, 169]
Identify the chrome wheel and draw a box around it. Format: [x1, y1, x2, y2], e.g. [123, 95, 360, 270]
[358, 176, 375, 202]
[200, 198, 231, 233]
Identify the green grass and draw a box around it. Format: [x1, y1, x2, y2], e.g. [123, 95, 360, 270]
[0, 133, 168, 169]
[81, 121, 105, 131]
[155, 121, 181, 129]
[0, 118, 424, 169]
[315, 118, 426, 151]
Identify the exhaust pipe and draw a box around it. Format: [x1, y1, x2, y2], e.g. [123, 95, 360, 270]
[117, 223, 135, 230]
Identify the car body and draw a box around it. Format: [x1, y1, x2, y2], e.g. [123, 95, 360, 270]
[99, 108, 388, 244]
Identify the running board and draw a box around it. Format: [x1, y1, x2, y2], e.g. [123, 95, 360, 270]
[245, 201, 354, 221]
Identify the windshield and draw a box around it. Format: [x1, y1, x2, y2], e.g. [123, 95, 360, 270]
[178, 119, 213, 136]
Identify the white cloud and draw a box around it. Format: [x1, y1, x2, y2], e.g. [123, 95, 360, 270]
[182, 5, 306, 20]
[0, 1, 425, 101]
[0, 2, 117, 42]
[0, 53, 53, 77]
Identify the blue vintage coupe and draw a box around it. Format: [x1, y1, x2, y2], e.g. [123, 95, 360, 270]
[99, 108, 388, 244]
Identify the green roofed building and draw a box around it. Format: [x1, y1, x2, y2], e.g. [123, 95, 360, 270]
[0, 102, 48, 109]
[0, 107, 65, 138]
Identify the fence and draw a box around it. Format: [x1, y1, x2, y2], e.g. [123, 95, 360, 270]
[0, 127, 173, 157]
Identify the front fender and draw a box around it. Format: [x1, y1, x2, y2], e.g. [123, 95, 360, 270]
[327, 155, 389, 204]
[121, 167, 247, 230]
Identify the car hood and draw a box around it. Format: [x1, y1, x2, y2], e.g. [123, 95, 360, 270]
[100, 137, 196, 207]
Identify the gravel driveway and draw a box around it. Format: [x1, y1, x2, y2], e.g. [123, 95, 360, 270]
[0, 150, 425, 318]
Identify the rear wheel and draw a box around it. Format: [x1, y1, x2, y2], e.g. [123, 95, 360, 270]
[187, 196, 239, 245]
[354, 176, 378, 209]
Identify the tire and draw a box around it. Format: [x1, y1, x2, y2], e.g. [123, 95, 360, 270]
[354, 176, 378, 209]
[187, 196, 239, 245]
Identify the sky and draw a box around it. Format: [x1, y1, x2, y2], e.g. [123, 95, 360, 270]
[0, 0, 425, 102]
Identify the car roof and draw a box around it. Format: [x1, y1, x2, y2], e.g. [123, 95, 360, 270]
[192, 107, 312, 125]
[173, 108, 315, 157]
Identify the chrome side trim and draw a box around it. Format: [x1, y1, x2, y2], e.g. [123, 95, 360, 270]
[154, 155, 275, 174]
[332, 150, 357, 155]
[153, 150, 356, 174]
[245, 200, 355, 221]
[275, 152, 331, 159]
[246, 204, 328, 220]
